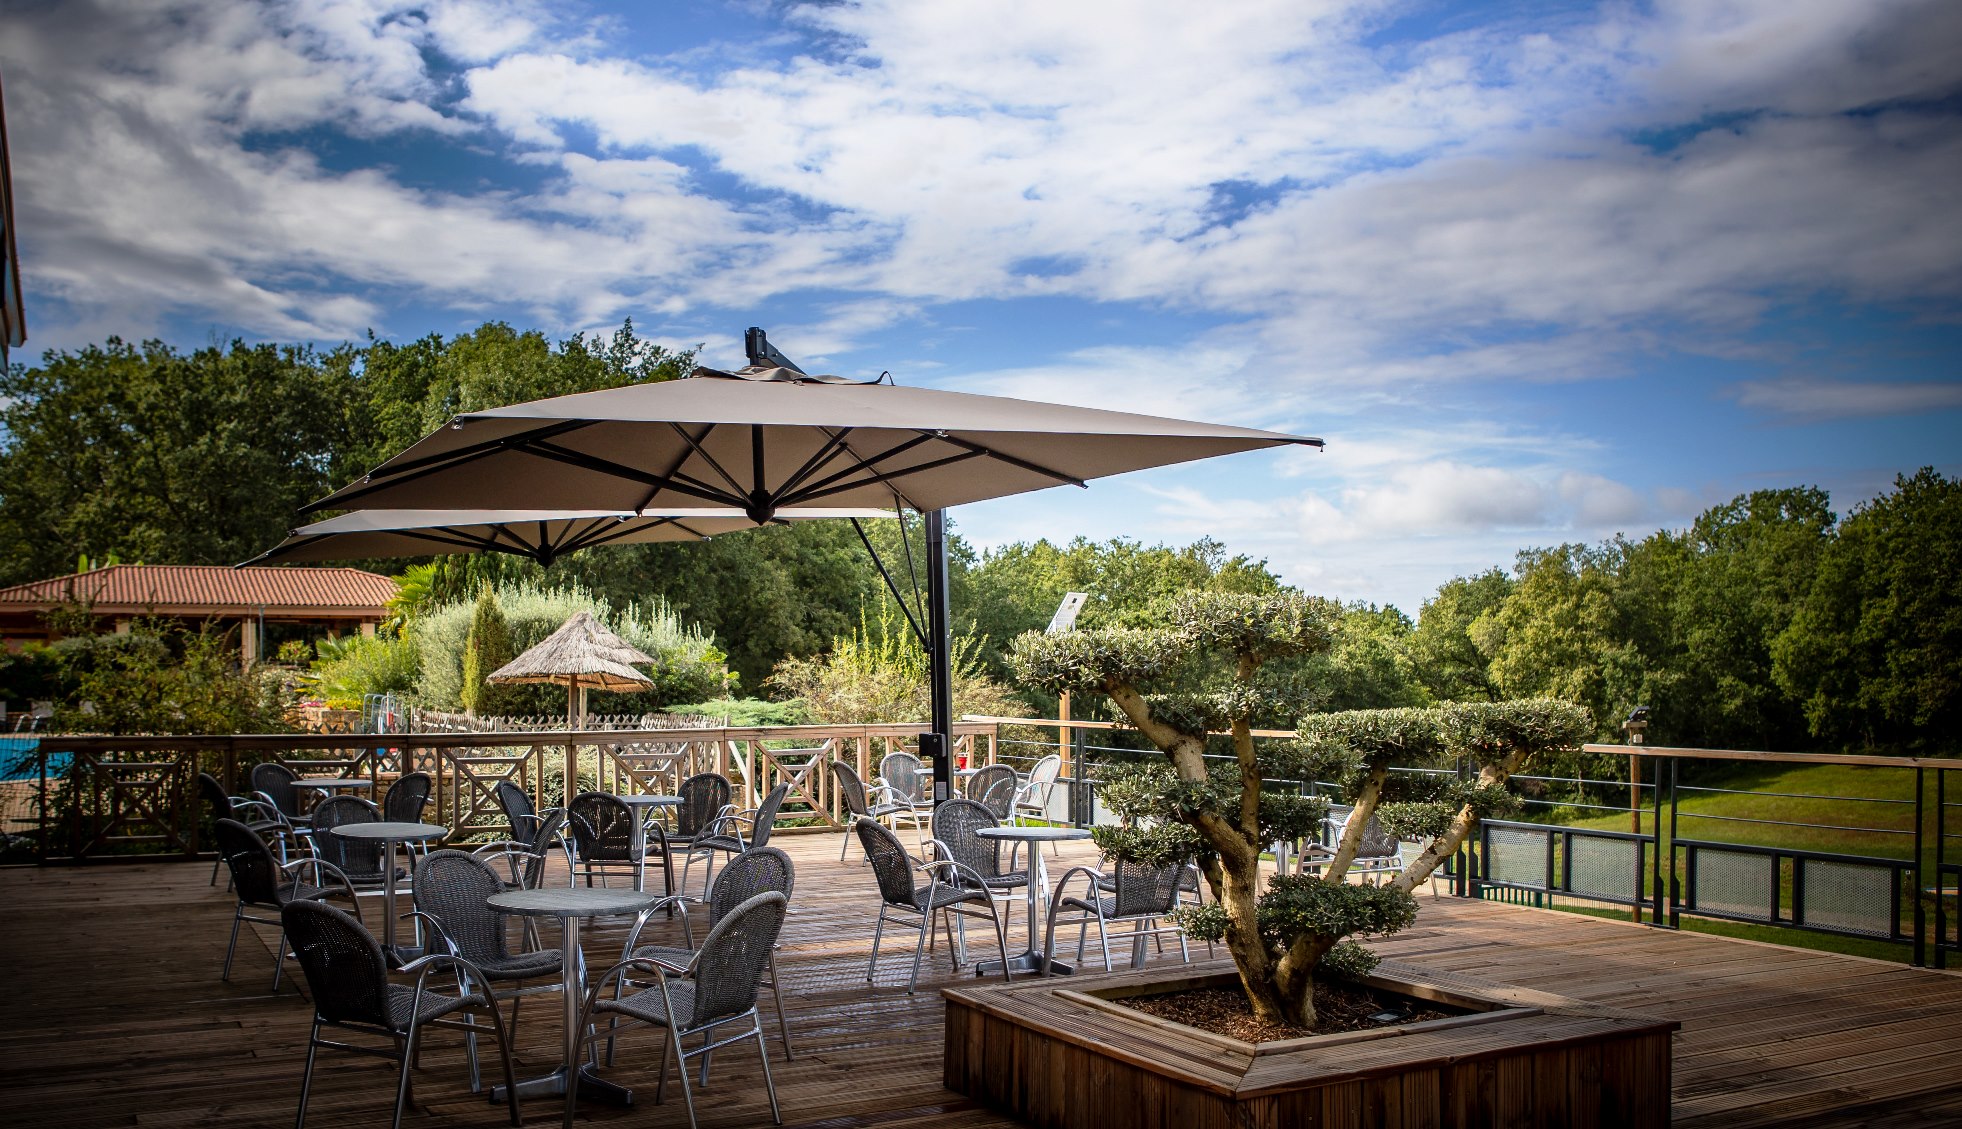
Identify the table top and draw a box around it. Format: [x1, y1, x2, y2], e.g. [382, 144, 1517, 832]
[975, 825, 1091, 842]
[292, 777, 372, 789]
[332, 821, 447, 841]
[488, 887, 658, 918]
[617, 794, 682, 807]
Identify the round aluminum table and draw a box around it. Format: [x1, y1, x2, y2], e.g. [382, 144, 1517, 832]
[330, 820, 446, 959]
[973, 825, 1092, 976]
[486, 887, 658, 1105]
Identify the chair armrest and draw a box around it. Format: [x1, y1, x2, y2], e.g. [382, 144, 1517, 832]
[407, 910, 463, 958]
[280, 856, 362, 916]
[622, 895, 698, 954]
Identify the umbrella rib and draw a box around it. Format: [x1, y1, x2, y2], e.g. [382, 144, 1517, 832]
[519, 440, 748, 507]
[850, 518, 930, 650]
[557, 515, 646, 555]
[773, 427, 857, 498]
[301, 420, 597, 513]
[664, 421, 748, 497]
[783, 449, 985, 505]
[776, 432, 943, 504]
[923, 432, 1088, 488]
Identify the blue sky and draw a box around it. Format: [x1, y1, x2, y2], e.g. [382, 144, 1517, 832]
[3, 0, 1958, 614]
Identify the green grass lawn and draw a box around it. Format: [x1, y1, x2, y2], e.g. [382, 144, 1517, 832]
[1489, 760, 1954, 964]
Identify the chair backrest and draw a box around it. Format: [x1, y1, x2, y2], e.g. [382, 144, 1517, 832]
[930, 798, 1005, 882]
[198, 772, 235, 822]
[383, 772, 433, 822]
[747, 783, 789, 850]
[964, 765, 1017, 818]
[251, 762, 301, 817]
[568, 792, 638, 861]
[828, 759, 872, 818]
[880, 752, 925, 804]
[1108, 857, 1184, 916]
[687, 891, 789, 1028]
[311, 795, 384, 878]
[495, 780, 537, 847]
[523, 808, 568, 888]
[1328, 804, 1398, 859]
[283, 899, 395, 1030]
[1016, 754, 1063, 816]
[705, 846, 794, 931]
[214, 817, 283, 906]
[413, 849, 512, 963]
[675, 773, 731, 838]
[855, 819, 918, 908]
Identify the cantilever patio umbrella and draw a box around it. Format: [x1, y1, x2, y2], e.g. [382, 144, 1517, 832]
[243, 507, 889, 567]
[290, 329, 1323, 801]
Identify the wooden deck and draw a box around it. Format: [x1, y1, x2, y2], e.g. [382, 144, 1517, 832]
[3, 832, 1960, 1128]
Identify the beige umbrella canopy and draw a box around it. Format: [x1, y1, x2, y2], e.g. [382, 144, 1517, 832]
[488, 611, 655, 804]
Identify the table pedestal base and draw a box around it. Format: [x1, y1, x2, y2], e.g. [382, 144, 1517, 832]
[976, 949, 1074, 977]
[490, 1063, 633, 1104]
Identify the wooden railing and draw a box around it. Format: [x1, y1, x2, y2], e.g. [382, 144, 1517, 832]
[15, 722, 1000, 861]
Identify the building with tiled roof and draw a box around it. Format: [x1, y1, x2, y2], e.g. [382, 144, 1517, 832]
[0, 565, 398, 664]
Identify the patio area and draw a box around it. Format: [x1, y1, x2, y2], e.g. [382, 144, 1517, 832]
[4, 831, 1961, 1129]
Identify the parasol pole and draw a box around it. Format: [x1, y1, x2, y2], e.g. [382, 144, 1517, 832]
[566, 677, 579, 809]
[924, 509, 954, 804]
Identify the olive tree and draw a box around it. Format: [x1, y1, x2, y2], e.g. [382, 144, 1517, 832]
[1010, 590, 1590, 1027]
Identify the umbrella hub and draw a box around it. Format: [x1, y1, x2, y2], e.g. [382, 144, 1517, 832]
[744, 489, 776, 525]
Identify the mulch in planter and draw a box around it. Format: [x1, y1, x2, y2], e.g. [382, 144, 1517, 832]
[1121, 980, 1461, 1042]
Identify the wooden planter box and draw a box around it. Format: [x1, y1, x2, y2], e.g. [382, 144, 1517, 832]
[943, 958, 1677, 1128]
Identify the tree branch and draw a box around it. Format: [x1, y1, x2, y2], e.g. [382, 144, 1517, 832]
[1321, 764, 1386, 882]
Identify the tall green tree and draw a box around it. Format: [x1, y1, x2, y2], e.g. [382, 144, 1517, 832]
[1774, 469, 1961, 753]
[459, 588, 515, 717]
[1409, 568, 1513, 701]
[0, 338, 355, 583]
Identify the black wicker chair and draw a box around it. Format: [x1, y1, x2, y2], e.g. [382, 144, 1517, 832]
[251, 761, 313, 839]
[622, 845, 797, 1059]
[1043, 856, 1191, 974]
[494, 780, 547, 849]
[383, 771, 434, 821]
[283, 899, 520, 1129]
[213, 817, 358, 990]
[857, 820, 1012, 992]
[827, 759, 916, 862]
[568, 891, 790, 1129]
[668, 772, 732, 850]
[411, 849, 566, 1090]
[683, 782, 787, 897]
[568, 791, 656, 892]
[200, 771, 286, 884]
[963, 765, 1018, 820]
[310, 794, 406, 889]
[929, 798, 1029, 944]
[877, 752, 934, 843]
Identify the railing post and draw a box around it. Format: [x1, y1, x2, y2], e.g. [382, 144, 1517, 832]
[1913, 765, 1926, 967]
[1649, 756, 1668, 927]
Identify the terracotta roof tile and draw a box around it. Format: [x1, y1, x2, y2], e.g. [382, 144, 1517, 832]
[0, 565, 398, 613]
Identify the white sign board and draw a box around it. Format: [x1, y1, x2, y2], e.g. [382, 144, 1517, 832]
[1046, 591, 1089, 634]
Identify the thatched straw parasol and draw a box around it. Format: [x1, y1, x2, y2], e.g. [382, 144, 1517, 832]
[488, 611, 655, 805]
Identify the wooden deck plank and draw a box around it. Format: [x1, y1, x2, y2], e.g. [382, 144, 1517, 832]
[4, 834, 1962, 1127]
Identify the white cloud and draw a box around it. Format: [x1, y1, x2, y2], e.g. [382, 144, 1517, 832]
[1732, 376, 1962, 420]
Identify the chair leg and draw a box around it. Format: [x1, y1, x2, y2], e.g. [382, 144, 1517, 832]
[462, 1008, 482, 1093]
[672, 1032, 701, 1129]
[223, 909, 243, 981]
[754, 1017, 783, 1124]
[767, 951, 794, 1059]
[982, 902, 1013, 984]
[866, 905, 888, 983]
[480, 999, 521, 1126]
[294, 1018, 321, 1129]
[839, 820, 853, 862]
[272, 926, 288, 991]
[391, 1028, 420, 1129]
[1096, 912, 1114, 973]
[907, 911, 932, 993]
[210, 853, 222, 886]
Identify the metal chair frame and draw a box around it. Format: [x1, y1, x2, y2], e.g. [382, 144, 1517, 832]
[683, 782, 787, 897]
[620, 845, 797, 1060]
[283, 899, 521, 1129]
[410, 849, 569, 1092]
[1043, 860, 1192, 975]
[568, 891, 790, 1129]
[857, 820, 1014, 993]
[214, 817, 360, 991]
[826, 759, 919, 861]
[200, 771, 286, 885]
[567, 791, 660, 893]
